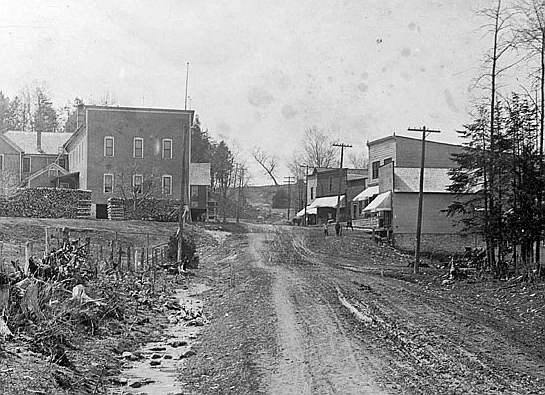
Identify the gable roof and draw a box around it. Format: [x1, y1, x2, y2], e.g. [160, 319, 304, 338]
[0, 132, 23, 152]
[21, 162, 69, 186]
[4, 131, 72, 155]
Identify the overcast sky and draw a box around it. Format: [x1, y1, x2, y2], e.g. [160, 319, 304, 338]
[0, 0, 489, 184]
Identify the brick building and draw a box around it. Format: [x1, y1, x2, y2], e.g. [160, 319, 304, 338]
[63, 104, 209, 219]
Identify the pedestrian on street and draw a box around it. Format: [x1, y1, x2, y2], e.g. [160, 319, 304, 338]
[335, 222, 341, 236]
[323, 222, 329, 236]
[346, 219, 353, 230]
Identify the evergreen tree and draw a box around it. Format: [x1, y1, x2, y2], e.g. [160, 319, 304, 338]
[4, 95, 25, 131]
[191, 116, 214, 163]
[33, 87, 57, 133]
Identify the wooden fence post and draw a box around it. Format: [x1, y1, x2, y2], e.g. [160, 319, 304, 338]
[140, 249, 145, 272]
[146, 234, 150, 270]
[24, 241, 33, 275]
[110, 239, 116, 270]
[117, 245, 123, 276]
[44, 227, 50, 257]
[62, 227, 69, 247]
[127, 245, 132, 273]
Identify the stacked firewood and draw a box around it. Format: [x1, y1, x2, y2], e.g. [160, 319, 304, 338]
[108, 197, 180, 222]
[0, 188, 92, 219]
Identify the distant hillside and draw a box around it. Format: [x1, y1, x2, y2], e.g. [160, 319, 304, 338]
[244, 185, 280, 208]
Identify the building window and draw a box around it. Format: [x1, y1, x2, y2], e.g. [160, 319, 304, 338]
[162, 175, 172, 195]
[104, 137, 114, 157]
[310, 187, 314, 200]
[133, 174, 143, 194]
[103, 173, 114, 193]
[0, 154, 3, 172]
[133, 138, 143, 158]
[329, 178, 333, 191]
[191, 185, 198, 197]
[22, 157, 31, 173]
[48, 169, 58, 177]
[58, 158, 66, 169]
[163, 139, 172, 159]
[372, 161, 380, 179]
[384, 157, 392, 165]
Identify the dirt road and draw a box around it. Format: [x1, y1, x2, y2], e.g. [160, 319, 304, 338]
[248, 231, 387, 394]
[180, 223, 545, 395]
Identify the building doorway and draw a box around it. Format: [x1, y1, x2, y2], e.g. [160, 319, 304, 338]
[96, 204, 108, 219]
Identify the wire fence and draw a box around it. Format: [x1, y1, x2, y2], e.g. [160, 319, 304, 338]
[0, 225, 176, 279]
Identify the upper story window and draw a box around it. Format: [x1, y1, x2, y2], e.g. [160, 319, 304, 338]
[310, 187, 314, 200]
[49, 169, 58, 177]
[372, 161, 380, 179]
[329, 177, 333, 191]
[58, 158, 66, 170]
[22, 157, 31, 173]
[163, 139, 172, 159]
[103, 173, 114, 193]
[190, 185, 198, 197]
[104, 137, 114, 157]
[162, 175, 172, 195]
[133, 138, 143, 158]
[384, 157, 392, 165]
[133, 174, 143, 194]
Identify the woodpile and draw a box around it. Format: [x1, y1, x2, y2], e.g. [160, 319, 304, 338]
[76, 197, 92, 219]
[0, 188, 92, 219]
[108, 197, 180, 222]
[107, 197, 126, 221]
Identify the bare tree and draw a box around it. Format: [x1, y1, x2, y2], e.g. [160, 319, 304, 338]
[477, 0, 519, 267]
[252, 147, 279, 185]
[98, 91, 118, 106]
[115, 163, 162, 212]
[288, 126, 337, 180]
[347, 151, 368, 169]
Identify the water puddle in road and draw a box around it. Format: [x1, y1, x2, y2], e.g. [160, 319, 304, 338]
[112, 283, 210, 395]
[335, 286, 374, 324]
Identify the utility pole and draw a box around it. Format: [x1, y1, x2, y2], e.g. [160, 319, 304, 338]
[177, 122, 190, 268]
[234, 163, 239, 223]
[333, 142, 352, 225]
[284, 176, 295, 221]
[184, 62, 190, 110]
[300, 165, 309, 226]
[407, 126, 441, 274]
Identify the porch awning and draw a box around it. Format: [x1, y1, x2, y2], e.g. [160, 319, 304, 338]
[309, 195, 346, 209]
[295, 206, 317, 217]
[363, 191, 391, 212]
[353, 185, 379, 201]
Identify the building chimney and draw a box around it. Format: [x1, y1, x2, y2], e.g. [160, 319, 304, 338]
[37, 130, 42, 152]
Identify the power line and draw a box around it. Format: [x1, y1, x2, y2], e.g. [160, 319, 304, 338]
[407, 126, 441, 274]
[333, 142, 352, 225]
